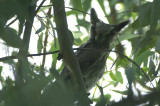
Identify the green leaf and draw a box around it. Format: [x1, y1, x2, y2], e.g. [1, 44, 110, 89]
[132, 31, 156, 56]
[155, 36, 160, 53]
[109, 71, 117, 81]
[50, 38, 59, 68]
[0, 1, 29, 26]
[82, 0, 92, 12]
[150, 0, 160, 31]
[77, 19, 90, 32]
[111, 89, 128, 95]
[66, 10, 78, 16]
[37, 33, 43, 53]
[149, 58, 156, 77]
[132, 2, 152, 28]
[68, 30, 74, 47]
[0, 66, 4, 85]
[35, 18, 45, 34]
[113, 81, 118, 87]
[72, 31, 83, 39]
[118, 34, 139, 41]
[135, 51, 154, 65]
[0, 66, 2, 75]
[142, 67, 150, 73]
[104, 94, 111, 103]
[115, 71, 123, 84]
[72, 31, 84, 46]
[108, 56, 114, 62]
[95, 94, 111, 106]
[70, 0, 83, 12]
[103, 81, 118, 88]
[81, 36, 89, 43]
[97, 0, 107, 17]
[155, 63, 160, 77]
[74, 38, 82, 46]
[0, 27, 22, 48]
[125, 67, 135, 84]
[113, 34, 139, 47]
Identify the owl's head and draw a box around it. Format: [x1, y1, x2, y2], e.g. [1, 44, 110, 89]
[90, 8, 129, 48]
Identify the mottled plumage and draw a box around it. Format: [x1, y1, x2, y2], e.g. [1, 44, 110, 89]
[61, 8, 129, 91]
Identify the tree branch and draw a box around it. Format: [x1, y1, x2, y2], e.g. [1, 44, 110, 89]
[41, 7, 51, 75]
[35, 0, 46, 14]
[52, 0, 90, 105]
[5, 17, 18, 28]
[0, 47, 155, 89]
[0, 50, 60, 61]
[17, 4, 36, 85]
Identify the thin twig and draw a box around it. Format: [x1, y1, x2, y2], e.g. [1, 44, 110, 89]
[106, 10, 131, 18]
[96, 84, 105, 100]
[110, 56, 120, 70]
[0, 50, 60, 61]
[5, 17, 18, 28]
[0, 47, 155, 88]
[37, 5, 131, 17]
[38, 4, 52, 7]
[27, 50, 60, 57]
[41, 7, 51, 71]
[65, 7, 90, 15]
[35, 0, 46, 14]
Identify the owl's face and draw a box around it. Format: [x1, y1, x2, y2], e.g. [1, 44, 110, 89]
[90, 8, 129, 47]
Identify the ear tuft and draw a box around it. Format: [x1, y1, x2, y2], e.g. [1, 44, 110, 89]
[91, 8, 99, 25]
[115, 20, 129, 32]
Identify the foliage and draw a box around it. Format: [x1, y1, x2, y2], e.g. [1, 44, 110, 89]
[0, 0, 160, 106]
